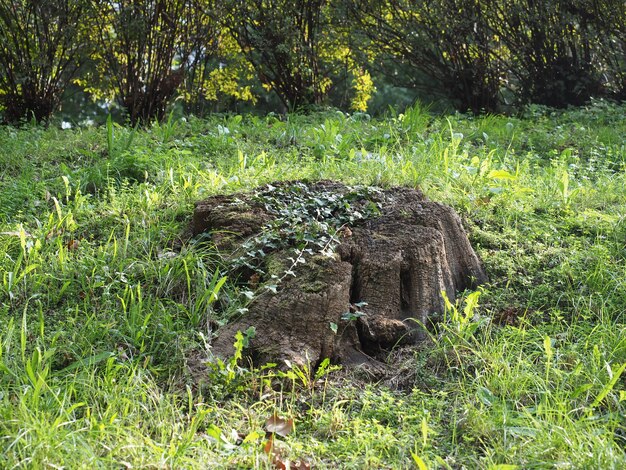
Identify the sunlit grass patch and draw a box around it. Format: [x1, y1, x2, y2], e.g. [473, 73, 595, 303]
[1, 102, 625, 467]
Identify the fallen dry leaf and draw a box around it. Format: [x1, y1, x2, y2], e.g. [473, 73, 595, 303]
[263, 415, 311, 469]
[263, 435, 274, 455]
[292, 460, 311, 470]
[67, 239, 80, 251]
[265, 414, 294, 437]
[249, 272, 261, 289]
[338, 226, 352, 238]
[263, 436, 311, 470]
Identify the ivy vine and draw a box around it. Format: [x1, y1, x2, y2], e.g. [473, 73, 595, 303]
[229, 181, 384, 292]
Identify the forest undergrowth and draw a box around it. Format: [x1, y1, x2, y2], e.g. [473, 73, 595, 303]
[0, 101, 625, 468]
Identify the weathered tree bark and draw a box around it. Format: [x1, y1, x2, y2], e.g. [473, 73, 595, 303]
[193, 181, 487, 368]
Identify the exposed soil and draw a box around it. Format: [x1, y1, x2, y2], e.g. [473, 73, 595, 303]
[192, 181, 487, 369]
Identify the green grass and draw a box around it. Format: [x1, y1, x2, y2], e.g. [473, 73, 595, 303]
[1, 100, 625, 468]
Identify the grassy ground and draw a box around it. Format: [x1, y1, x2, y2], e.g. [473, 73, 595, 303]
[0, 101, 625, 468]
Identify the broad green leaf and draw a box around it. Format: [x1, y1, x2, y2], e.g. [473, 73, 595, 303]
[543, 336, 553, 363]
[57, 351, 115, 374]
[487, 169, 516, 180]
[477, 386, 497, 406]
[591, 363, 626, 408]
[206, 424, 223, 441]
[411, 452, 429, 470]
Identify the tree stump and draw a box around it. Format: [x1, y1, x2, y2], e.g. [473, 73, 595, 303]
[193, 181, 487, 367]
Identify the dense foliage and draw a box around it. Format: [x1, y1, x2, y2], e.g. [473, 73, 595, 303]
[349, 0, 502, 113]
[88, 0, 207, 125]
[0, 0, 92, 122]
[0, 0, 624, 123]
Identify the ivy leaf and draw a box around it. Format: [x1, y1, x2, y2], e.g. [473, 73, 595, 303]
[341, 311, 366, 321]
[329, 322, 338, 334]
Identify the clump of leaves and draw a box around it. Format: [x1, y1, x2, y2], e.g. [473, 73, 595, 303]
[204, 326, 256, 396]
[231, 181, 383, 285]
